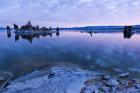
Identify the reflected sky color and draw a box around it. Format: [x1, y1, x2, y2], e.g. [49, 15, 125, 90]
[0, 30, 140, 78]
[0, 0, 140, 27]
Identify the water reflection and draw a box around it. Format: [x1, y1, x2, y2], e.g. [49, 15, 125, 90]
[6, 26, 11, 38]
[89, 31, 93, 37]
[7, 30, 60, 43]
[81, 30, 96, 37]
[15, 34, 19, 42]
[56, 31, 60, 37]
[2, 29, 140, 78]
[7, 26, 138, 42]
[6, 21, 61, 43]
[123, 26, 134, 39]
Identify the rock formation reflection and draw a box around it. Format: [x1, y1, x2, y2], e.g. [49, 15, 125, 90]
[15, 34, 19, 42]
[87, 29, 95, 37]
[14, 31, 59, 43]
[89, 30, 93, 37]
[6, 26, 11, 38]
[56, 27, 60, 37]
[7, 21, 60, 43]
[123, 26, 134, 39]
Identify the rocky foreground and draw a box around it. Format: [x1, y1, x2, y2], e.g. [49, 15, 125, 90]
[0, 67, 140, 93]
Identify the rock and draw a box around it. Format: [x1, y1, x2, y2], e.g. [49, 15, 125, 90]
[112, 87, 117, 93]
[1, 67, 140, 93]
[0, 77, 5, 83]
[99, 86, 111, 93]
[0, 72, 14, 89]
[101, 75, 111, 80]
[0, 77, 5, 80]
[113, 68, 123, 73]
[118, 87, 140, 93]
[80, 85, 101, 93]
[12, 70, 46, 83]
[126, 80, 136, 88]
[118, 72, 130, 78]
[2, 67, 97, 93]
[135, 84, 140, 89]
[0, 77, 8, 89]
[48, 71, 55, 79]
[84, 78, 101, 86]
[106, 79, 119, 87]
[0, 78, 5, 88]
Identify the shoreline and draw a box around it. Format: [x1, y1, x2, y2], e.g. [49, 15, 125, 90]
[0, 66, 140, 93]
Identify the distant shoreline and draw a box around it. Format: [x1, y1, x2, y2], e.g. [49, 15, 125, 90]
[1, 25, 140, 30]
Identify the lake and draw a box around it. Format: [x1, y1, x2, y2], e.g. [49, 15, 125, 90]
[0, 29, 140, 78]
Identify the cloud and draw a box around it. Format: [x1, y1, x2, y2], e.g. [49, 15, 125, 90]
[0, 0, 140, 27]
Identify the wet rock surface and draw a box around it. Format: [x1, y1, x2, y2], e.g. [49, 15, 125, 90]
[1, 67, 140, 93]
[118, 72, 130, 79]
[0, 71, 14, 93]
[0, 71, 14, 89]
[81, 76, 140, 93]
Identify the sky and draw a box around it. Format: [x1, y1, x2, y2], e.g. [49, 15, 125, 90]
[0, 0, 140, 27]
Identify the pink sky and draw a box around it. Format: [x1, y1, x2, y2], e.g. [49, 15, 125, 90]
[0, 0, 140, 27]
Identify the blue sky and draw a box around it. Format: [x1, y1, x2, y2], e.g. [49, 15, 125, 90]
[0, 0, 140, 27]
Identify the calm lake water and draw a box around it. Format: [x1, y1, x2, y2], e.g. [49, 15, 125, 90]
[0, 29, 140, 78]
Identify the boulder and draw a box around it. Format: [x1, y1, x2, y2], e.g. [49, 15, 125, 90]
[106, 79, 119, 87]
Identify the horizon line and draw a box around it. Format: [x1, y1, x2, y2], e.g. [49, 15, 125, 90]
[0, 24, 140, 28]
